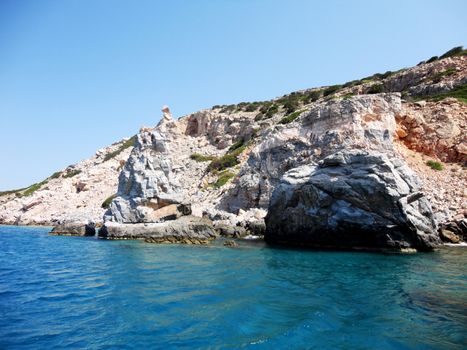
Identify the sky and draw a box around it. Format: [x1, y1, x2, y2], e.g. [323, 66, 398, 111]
[0, 0, 466, 191]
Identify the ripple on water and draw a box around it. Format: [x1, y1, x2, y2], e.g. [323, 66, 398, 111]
[0, 226, 466, 349]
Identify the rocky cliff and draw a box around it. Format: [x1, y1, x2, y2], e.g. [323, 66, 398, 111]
[1, 48, 466, 247]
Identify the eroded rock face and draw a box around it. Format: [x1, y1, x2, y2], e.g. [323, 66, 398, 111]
[265, 151, 440, 251]
[223, 94, 402, 212]
[396, 98, 466, 163]
[105, 129, 184, 223]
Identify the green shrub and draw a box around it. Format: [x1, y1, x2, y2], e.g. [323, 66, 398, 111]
[256, 103, 279, 120]
[104, 135, 137, 162]
[211, 171, 235, 189]
[49, 171, 62, 179]
[207, 141, 249, 172]
[220, 104, 236, 114]
[102, 194, 117, 209]
[432, 67, 457, 82]
[228, 139, 245, 152]
[245, 103, 260, 112]
[439, 46, 466, 59]
[426, 56, 438, 63]
[63, 169, 82, 178]
[283, 100, 299, 114]
[367, 84, 384, 94]
[20, 180, 48, 197]
[190, 153, 216, 162]
[279, 110, 302, 124]
[342, 80, 361, 89]
[302, 89, 322, 103]
[323, 85, 342, 97]
[424, 83, 467, 104]
[426, 160, 443, 171]
[0, 188, 25, 197]
[341, 93, 355, 99]
[208, 154, 239, 172]
[258, 102, 273, 113]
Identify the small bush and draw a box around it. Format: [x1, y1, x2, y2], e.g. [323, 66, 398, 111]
[425, 83, 467, 104]
[341, 93, 355, 99]
[426, 56, 438, 63]
[0, 188, 25, 197]
[220, 105, 236, 114]
[102, 194, 117, 209]
[302, 89, 322, 103]
[323, 85, 342, 97]
[104, 135, 137, 162]
[342, 80, 361, 89]
[49, 171, 62, 179]
[426, 160, 443, 171]
[190, 153, 216, 162]
[63, 169, 82, 178]
[432, 67, 457, 82]
[228, 139, 245, 152]
[367, 84, 384, 94]
[208, 154, 239, 172]
[439, 46, 466, 59]
[20, 180, 48, 197]
[207, 141, 249, 172]
[211, 171, 235, 189]
[279, 110, 302, 124]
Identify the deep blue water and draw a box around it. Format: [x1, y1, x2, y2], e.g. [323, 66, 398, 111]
[0, 226, 466, 349]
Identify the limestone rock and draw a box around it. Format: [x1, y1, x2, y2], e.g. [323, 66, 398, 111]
[265, 150, 441, 251]
[105, 129, 183, 223]
[439, 229, 460, 244]
[224, 94, 402, 212]
[50, 222, 96, 236]
[98, 216, 217, 244]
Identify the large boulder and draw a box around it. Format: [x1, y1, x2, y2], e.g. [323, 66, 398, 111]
[265, 150, 441, 251]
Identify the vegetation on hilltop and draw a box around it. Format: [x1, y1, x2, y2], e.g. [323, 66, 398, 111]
[104, 135, 137, 162]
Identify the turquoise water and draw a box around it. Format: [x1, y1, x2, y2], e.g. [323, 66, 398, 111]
[0, 226, 466, 349]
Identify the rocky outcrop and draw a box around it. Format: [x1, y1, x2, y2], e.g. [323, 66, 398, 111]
[265, 151, 440, 251]
[0, 52, 464, 249]
[439, 219, 467, 243]
[396, 98, 466, 163]
[50, 222, 96, 236]
[105, 129, 184, 223]
[98, 216, 217, 244]
[223, 93, 402, 212]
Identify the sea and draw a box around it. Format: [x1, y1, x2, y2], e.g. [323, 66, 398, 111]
[0, 225, 465, 349]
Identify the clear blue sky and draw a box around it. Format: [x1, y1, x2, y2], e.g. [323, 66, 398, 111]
[0, 0, 466, 190]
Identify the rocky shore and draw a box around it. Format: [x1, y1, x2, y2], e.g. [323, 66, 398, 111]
[1, 50, 466, 251]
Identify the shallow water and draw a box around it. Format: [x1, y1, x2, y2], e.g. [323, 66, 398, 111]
[0, 225, 466, 349]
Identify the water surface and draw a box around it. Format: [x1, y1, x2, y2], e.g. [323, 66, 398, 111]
[0, 225, 465, 349]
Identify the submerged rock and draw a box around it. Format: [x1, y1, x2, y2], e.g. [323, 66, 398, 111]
[265, 150, 441, 251]
[98, 216, 217, 244]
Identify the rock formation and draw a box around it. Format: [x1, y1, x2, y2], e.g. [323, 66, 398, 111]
[1, 50, 465, 249]
[98, 216, 217, 244]
[265, 151, 440, 251]
[104, 129, 185, 223]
